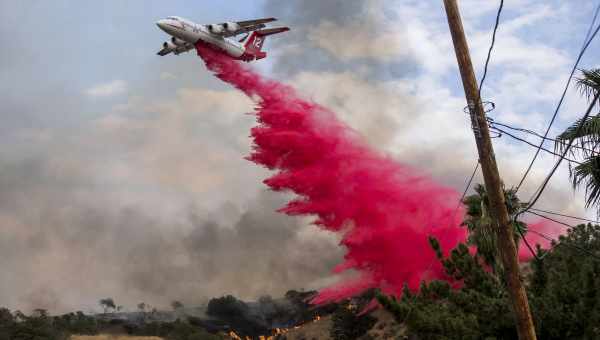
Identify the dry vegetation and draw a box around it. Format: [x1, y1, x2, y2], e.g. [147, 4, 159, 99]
[70, 336, 163, 340]
[277, 315, 333, 340]
[279, 309, 404, 340]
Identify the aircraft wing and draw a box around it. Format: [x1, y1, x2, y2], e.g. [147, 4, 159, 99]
[157, 43, 194, 56]
[218, 18, 279, 37]
[157, 46, 172, 56]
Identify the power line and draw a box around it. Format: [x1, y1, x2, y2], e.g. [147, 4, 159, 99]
[525, 210, 576, 229]
[417, 2, 498, 299]
[504, 3, 600, 263]
[529, 207, 600, 224]
[519, 210, 578, 260]
[442, 0, 499, 268]
[403, 161, 479, 322]
[514, 93, 600, 260]
[466, 0, 503, 141]
[460, 163, 480, 202]
[527, 228, 600, 261]
[488, 119, 600, 156]
[585, 2, 600, 46]
[519, 92, 600, 217]
[523, 209, 600, 261]
[489, 123, 600, 180]
[421, 162, 479, 279]
[477, 0, 504, 98]
[515, 13, 600, 192]
[489, 125, 584, 164]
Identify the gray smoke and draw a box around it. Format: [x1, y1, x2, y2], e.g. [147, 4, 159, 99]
[0, 152, 342, 313]
[263, 0, 387, 77]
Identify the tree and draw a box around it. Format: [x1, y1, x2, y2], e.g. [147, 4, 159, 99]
[9, 309, 64, 340]
[206, 295, 268, 337]
[171, 300, 184, 311]
[0, 308, 15, 340]
[207, 295, 248, 318]
[330, 302, 376, 340]
[99, 298, 116, 314]
[33, 309, 48, 318]
[555, 69, 600, 212]
[378, 238, 517, 339]
[461, 183, 527, 273]
[379, 224, 600, 339]
[528, 223, 600, 339]
[137, 302, 146, 313]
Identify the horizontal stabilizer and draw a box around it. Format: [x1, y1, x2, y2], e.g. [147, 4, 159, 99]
[256, 27, 290, 36]
[236, 17, 277, 27]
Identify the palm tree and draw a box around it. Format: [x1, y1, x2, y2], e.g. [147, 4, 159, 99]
[462, 184, 527, 273]
[555, 69, 600, 211]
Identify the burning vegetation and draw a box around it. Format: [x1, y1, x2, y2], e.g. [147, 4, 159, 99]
[0, 289, 384, 340]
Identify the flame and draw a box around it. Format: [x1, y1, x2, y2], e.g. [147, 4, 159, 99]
[228, 331, 242, 340]
[273, 327, 289, 335]
[227, 315, 322, 339]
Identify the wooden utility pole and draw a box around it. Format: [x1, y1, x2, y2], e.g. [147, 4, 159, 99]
[442, 1, 537, 339]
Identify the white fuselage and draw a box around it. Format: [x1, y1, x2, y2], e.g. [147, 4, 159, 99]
[156, 16, 245, 57]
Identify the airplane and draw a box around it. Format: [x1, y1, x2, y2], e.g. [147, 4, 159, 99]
[156, 16, 290, 61]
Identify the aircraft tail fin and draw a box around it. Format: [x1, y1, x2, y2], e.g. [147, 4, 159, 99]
[243, 27, 290, 60]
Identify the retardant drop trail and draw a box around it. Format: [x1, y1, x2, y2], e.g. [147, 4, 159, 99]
[195, 42, 468, 303]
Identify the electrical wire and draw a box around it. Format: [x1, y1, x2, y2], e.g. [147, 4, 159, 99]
[402, 0, 504, 319]
[477, 0, 504, 99]
[516, 13, 600, 192]
[529, 207, 600, 224]
[525, 210, 576, 230]
[465, 0, 503, 139]
[523, 209, 600, 261]
[400, 161, 479, 322]
[527, 228, 600, 260]
[501, 3, 600, 261]
[488, 119, 600, 156]
[507, 92, 600, 261]
[489, 125, 584, 164]
[519, 92, 600, 218]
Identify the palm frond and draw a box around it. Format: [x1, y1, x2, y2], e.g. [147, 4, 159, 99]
[570, 155, 600, 209]
[555, 116, 600, 155]
[576, 68, 600, 103]
[461, 183, 528, 273]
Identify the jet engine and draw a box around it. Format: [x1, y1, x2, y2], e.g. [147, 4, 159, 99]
[223, 22, 240, 32]
[207, 24, 224, 34]
[163, 41, 177, 51]
[171, 37, 187, 46]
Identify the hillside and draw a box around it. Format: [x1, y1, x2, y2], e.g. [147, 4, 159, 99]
[271, 308, 405, 340]
[71, 336, 163, 340]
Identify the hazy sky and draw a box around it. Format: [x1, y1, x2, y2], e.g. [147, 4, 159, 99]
[0, 0, 599, 313]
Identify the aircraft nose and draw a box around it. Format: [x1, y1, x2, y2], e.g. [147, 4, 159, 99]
[156, 19, 167, 30]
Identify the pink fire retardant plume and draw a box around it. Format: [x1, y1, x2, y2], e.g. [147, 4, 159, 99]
[194, 43, 552, 303]
[518, 219, 565, 261]
[194, 42, 466, 303]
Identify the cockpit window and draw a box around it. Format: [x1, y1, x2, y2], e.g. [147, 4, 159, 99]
[167, 16, 179, 21]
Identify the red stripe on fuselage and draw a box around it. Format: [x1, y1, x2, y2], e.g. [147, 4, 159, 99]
[195, 40, 259, 62]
